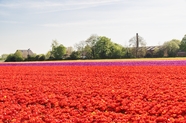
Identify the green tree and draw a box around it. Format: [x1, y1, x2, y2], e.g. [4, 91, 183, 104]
[14, 50, 24, 61]
[180, 34, 186, 52]
[51, 40, 66, 60]
[162, 39, 180, 57]
[69, 51, 81, 60]
[109, 43, 125, 58]
[84, 45, 92, 59]
[25, 55, 36, 61]
[85, 34, 99, 58]
[94, 36, 113, 59]
[153, 47, 164, 57]
[93, 36, 126, 59]
[35, 55, 40, 61]
[45, 51, 51, 59]
[5, 54, 16, 62]
[38, 54, 46, 61]
[33, 54, 45, 61]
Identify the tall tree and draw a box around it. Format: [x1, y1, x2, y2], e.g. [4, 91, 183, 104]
[153, 46, 164, 57]
[129, 34, 146, 58]
[85, 34, 99, 47]
[180, 34, 186, 52]
[69, 51, 81, 60]
[14, 50, 24, 61]
[162, 39, 180, 57]
[85, 34, 99, 58]
[51, 40, 66, 60]
[109, 43, 126, 58]
[84, 45, 92, 59]
[93, 36, 126, 59]
[45, 51, 51, 59]
[94, 36, 113, 59]
[74, 41, 86, 58]
[5, 54, 16, 62]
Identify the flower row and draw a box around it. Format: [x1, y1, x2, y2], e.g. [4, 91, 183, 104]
[1, 60, 186, 66]
[0, 66, 186, 122]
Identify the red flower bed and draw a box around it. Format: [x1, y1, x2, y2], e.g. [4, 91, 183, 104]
[0, 66, 186, 122]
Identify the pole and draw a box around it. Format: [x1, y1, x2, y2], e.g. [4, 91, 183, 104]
[136, 33, 139, 58]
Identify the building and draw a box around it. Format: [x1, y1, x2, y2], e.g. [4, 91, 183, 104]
[16, 49, 34, 58]
[177, 51, 186, 57]
[146, 46, 158, 53]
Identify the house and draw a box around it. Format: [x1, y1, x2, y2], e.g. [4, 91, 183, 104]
[16, 49, 34, 58]
[146, 46, 162, 53]
[177, 51, 186, 57]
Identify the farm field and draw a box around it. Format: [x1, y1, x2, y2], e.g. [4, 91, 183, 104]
[0, 60, 186, 122]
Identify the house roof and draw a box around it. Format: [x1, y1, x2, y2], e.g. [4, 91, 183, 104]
[146, 46, 161, 51]
[134, 46, 161, 51]
[177, 51, 186, 56]
[16, 49, 34, 58]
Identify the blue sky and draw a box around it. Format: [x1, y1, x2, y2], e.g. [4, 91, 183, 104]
[0, 0, 186, 55]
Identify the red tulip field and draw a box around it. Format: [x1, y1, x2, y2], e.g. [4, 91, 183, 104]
[0, 61, 186, 122]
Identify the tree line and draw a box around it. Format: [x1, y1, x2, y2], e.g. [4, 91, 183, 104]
[2, 34, 186, 62]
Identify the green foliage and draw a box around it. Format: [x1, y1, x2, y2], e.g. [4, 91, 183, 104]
[5, 51, 24, 62]
[180, 34, 186, 52]
[124, 48, 133, 58]
[163, 39, 180, 57]
[69, 51, 81, 60]
[23, 54, 46, 61]
[35, 55, 40, 60]
[39, 55, 46, 61]
[94, 36, 113, 59]
[86, 34, 99, 47]
[84, 45, 92, 59]
[14, 50, 24, 61]
[45, 51, 51, 59]
[51, 40, 66, 60]
[153, 47, 164, 57]
[92, 36, 126, 59]
[72, 35, 127, 59]
[4, 34, 186, 61]
[34, 54, 46, 61]
[109, 43, 126, 58]
[24, 55, 36, 61]
[85, 35, 99, 58]
[5, 54, 16, 62]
